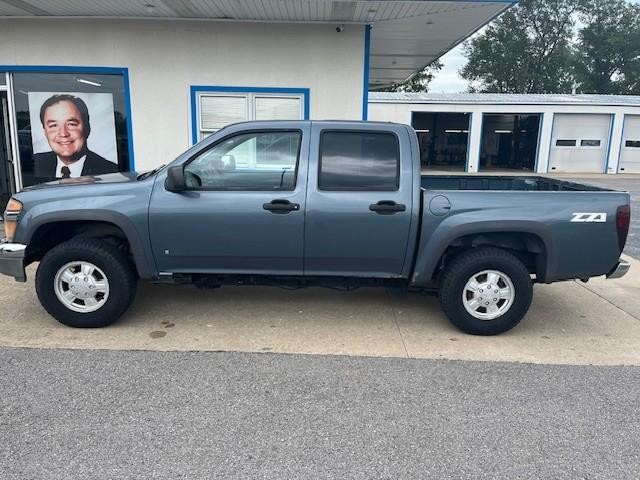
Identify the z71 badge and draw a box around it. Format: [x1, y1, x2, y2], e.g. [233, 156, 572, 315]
[570, 212, 607, 222]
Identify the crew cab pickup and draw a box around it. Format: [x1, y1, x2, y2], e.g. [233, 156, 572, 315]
[0, 121, 631, 335]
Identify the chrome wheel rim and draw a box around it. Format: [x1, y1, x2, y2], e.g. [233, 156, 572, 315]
[462, 269, 514, 321]
[54, 261, 110, 313]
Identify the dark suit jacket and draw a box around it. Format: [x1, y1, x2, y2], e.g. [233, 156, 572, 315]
[33, 150, 119, 180]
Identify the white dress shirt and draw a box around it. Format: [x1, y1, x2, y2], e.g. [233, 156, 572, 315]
[56, 155, 86, 178]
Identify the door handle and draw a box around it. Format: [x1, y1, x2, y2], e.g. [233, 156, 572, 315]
[263, 199, 300, 214]
[369, 200, 406, 214]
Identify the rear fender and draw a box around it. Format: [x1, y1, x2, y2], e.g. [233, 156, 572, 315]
[410, 221, 554, 287]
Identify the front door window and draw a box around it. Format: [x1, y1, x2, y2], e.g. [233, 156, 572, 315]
[185, 130, 301, 191]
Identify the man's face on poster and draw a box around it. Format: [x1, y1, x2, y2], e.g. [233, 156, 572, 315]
[42, 100, 86, 162]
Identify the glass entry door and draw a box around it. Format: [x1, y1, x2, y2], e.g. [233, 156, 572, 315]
[0, 92, 16, 211]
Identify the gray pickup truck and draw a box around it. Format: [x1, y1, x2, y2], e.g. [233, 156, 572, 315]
[0, 121, 631, 335]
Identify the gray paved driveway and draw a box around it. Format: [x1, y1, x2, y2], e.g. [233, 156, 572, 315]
[1, 348, 639, 479]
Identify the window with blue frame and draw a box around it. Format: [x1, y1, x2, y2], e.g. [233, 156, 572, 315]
[193, 88, 309, 142]
[11, 71, 132, 186]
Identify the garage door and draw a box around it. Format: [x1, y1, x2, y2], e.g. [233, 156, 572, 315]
[618, 115, 640, 173]
[548, 114, 612, 173]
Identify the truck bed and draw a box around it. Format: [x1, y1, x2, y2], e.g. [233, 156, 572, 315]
[421, 175, 610, 192]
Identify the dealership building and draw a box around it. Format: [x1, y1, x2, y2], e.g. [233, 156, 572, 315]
[0, 0, 638, 211]
[369, 92, 640, 174]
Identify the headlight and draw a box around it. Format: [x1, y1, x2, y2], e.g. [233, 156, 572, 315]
[3, 198, 23, 242]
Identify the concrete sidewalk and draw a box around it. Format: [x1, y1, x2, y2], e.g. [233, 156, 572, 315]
[1, 256, 638, 366]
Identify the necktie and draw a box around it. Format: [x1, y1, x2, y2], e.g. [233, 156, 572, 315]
[61, 166, 71, 178]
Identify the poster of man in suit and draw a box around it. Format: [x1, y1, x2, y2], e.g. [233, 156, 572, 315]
[28, 92, 119, 180]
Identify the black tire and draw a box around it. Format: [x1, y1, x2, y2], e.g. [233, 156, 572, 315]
[438, 247, 533, 335]
[36, 237, 137, 328]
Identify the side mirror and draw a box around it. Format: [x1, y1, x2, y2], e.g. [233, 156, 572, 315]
[165, 165, 185, 192]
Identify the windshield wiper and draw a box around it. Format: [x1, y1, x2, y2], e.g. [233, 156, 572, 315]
[137, 164, 166, 181]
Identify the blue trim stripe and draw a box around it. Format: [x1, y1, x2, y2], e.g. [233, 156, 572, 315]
[191, 86, 311, 95]
[0, 65, 135, 171]
[546, 113, 556, 173]
[604, 114, 615, 173]
[617, 114, 627, 173]
[122, 68, 135, 171]
[190, 85, 311, 145]
[190, 86, 199, 146]
[532, 113, 544, 173]
[466, 112, 477, 172]
[447, 0, 516, 3]
[362, 25, 371, 121]
[0, 65, 127, 74]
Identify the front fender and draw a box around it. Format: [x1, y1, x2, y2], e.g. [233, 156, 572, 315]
[14, 182, 157, 280]
[19, 209, 156, 279]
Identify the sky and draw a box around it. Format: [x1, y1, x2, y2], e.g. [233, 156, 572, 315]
[428, 44, 469, 93]
[430, 0, 640, 93]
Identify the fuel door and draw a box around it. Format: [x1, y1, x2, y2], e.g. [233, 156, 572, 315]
[429, 195, 451, 216]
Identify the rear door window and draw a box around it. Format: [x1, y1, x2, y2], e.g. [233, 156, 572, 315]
[318, 131, 400, 191]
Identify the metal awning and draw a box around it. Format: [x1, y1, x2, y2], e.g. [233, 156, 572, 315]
[0, 0, 515, 87]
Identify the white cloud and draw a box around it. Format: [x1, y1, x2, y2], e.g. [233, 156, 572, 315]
[429, 45, 469, 93]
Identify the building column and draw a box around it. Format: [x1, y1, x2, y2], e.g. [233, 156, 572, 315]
[606, 113, 625, 174]
[535, 112, 554, 174]
[466, 111, 482, 173]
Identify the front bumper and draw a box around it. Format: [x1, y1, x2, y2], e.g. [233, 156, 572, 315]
[606, 258, 630, 279]
[0, 241, 27, 282]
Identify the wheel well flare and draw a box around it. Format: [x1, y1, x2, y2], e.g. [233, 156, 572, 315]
[439, 232, 547, 281]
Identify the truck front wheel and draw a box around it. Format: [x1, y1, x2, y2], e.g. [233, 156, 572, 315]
[36, 238, 137, 328]
[438, 247, 533, 335]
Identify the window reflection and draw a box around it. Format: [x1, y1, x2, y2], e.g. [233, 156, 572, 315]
[319, 132, 399, 191]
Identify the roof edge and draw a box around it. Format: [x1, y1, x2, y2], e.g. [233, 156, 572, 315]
[368, 93, 640, 107]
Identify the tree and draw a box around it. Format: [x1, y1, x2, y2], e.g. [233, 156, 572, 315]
[460, 0, 579, 93]
[377, 60, 443, 92]
[573, 0, 640, 94]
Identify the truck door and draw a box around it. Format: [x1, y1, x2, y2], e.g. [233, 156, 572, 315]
[149, 125, 309, 275]
[304, 123, 414, 277]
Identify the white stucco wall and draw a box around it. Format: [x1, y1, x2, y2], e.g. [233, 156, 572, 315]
[0, 19, 365, 170]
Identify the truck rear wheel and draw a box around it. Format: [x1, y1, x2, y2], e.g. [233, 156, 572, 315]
[36, 238, 137, 328]
[438, 247, 532, 335]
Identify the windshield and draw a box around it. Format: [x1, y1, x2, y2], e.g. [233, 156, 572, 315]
[137, 164, 167, 181]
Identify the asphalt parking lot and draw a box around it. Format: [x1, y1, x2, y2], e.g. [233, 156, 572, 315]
[2, 349, 639, 480]
[1, 174, 639, 478]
